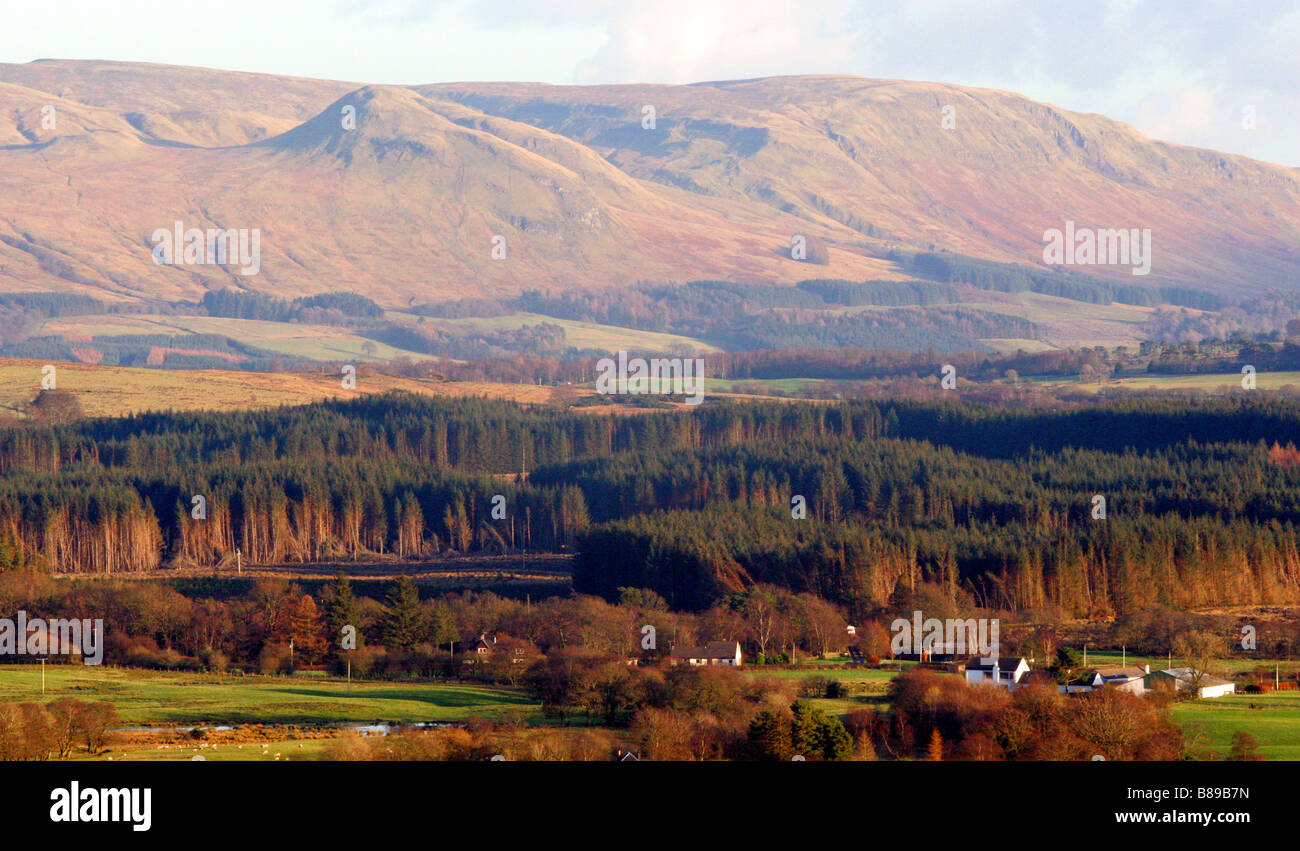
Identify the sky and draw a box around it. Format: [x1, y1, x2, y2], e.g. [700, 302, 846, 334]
[2, 0, 1296, 165]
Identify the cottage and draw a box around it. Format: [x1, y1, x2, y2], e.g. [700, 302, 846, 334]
[462, 633, 498, 664]
[668, 640, 742, 667]
[1144, 667, 1235, 699]
[963, 656, 1030, 688]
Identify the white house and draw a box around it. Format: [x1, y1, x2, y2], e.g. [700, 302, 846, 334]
[669, 640, 743, 667]
[1069, 665, 1149, 695]
[963, 656, 1030, 688]
[1144, 667, 1236, 699]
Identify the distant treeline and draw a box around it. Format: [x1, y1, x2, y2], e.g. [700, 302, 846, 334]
[200, 289, 384, 322]
[4, 394, 1300, 620]
[714, 305, 1033, 352]
[0, 289, 387, 369]
[0, 292, 107, 317]
[427, 278, 959, 326]
[415, 279, 1019, 353]
[382, 335, 1300, 390]
[711, 338, 1300, 383]
[795, 278, 958, 307]
[892, 249, 1226, 310]
[368, 319, 570, 361]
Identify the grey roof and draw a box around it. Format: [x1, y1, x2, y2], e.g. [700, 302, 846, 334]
[1150, 668, 1234, 687]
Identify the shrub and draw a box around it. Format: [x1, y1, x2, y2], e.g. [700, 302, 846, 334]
[800, 676, 830, 697]
[199, 649, 229, 672]
[258, 643, 293, 675]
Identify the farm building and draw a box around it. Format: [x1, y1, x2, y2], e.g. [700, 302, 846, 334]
[1144, 667, 1236, 699]
[1066, 665, 1150, 695]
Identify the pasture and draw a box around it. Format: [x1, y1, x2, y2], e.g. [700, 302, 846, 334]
[0, 665, 540, 726]
[1171, 692, 1300, 760]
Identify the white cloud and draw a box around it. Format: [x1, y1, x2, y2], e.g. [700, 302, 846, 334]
[572, 0, 862, 84]
[1136, 87, 1218, 140]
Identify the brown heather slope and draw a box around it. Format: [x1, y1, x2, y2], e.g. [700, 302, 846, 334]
[0, 61, 1297, 310]
[426, 76, 1300, 294]
[0, 58, 357, 146]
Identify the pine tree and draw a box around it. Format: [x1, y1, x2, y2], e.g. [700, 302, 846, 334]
[380, 576, 426, 651]
[323, 572, 360, 652]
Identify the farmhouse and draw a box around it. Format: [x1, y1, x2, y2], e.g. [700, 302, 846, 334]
[669, 640, 743, 667]
[963, 656, 1030, 688]
[1144, 667, 1236, 699]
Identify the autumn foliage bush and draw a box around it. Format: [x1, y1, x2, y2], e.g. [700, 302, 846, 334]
[885, 668, 1185, 761]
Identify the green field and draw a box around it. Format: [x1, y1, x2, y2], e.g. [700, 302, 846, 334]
[1171, 692, 1300, 760]
[0, 665, 539, 725]
[741, 665, 898, 685]
[10, 662, 1300, 760]
[704, 376, 828, 395]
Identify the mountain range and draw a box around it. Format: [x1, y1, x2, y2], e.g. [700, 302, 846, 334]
[0, 59, 1296, 314]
